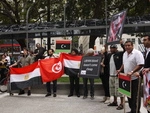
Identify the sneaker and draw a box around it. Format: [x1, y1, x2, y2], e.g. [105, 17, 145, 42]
[53, 94, 57, 97]
[83, 96, 87, 99]
[108, 102, 118, 106]
[91, 96, 94, 100]
[104, 97, 110, 104]
[27, 90, 31, 96]
[45, 93, 51, 97]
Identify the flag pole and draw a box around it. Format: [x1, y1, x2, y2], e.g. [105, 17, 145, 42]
[136, 76, 141, 113]
[123, 95, 126, 113]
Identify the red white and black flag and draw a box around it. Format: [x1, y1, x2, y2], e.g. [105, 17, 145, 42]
[10, 62, 42, 90]
[60, 53, 82, 76]
[106, 9, 127, 44]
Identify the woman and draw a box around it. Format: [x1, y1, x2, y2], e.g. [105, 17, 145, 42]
[67, 49, 80, 97]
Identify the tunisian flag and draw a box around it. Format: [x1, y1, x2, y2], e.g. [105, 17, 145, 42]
[39, 58, 64, 82]
[10, 62, 42, 90]
[60, 53, 82, 76]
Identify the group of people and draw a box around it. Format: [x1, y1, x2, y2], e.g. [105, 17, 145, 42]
[1, 35, 150, 113]
[100, 35, 150, 113]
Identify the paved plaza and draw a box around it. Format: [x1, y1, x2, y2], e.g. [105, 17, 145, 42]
[0, 93, 147, 113]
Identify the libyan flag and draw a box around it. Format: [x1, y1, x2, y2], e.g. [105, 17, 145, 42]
[10, 62, 42, 90]
[118, 73, 131, 98]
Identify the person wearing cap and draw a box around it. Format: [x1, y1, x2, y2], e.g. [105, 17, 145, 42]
[105, 40, 125, 110]
[10, 47, 32, 96]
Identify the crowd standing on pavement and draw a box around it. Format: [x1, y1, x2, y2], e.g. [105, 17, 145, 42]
[0, 36, 150, 113]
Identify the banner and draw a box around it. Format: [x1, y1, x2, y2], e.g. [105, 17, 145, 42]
[39, 58, 64, 82]
[118, 73, 131, 98]
[79, 56, 101, 78]
[10, 62, 42, 90]
[143, 72, 150, 111]
[106, 9, 127, 44]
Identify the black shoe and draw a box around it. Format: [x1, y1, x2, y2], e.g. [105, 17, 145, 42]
[45, 93, 51, 97]
[27, 90, 31, 96]
[18, 90, 25, 95]
[108, 102, 118, 106]
[53, 94, 57, 97]
[77, 94, 80, 97]
[68, 94, 73, 97]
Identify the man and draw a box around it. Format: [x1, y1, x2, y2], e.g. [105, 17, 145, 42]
[142, 35, 150, 113]
[10, 48, 32, 96]
[82, 48, 95, 100]
[45, 49, 57, 97]
[118, 41, 144, 113]
[34, 43, 46, 61]
[106, 42, 125, 110]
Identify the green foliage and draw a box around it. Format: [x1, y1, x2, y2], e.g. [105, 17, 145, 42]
[0, 0, 150, 48]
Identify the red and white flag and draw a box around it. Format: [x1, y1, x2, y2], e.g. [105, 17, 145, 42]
[60, 53, 82, 76]
[10, 62, 42, 90]
[143, 72, 150, 111]
[39, 58, 64, 82]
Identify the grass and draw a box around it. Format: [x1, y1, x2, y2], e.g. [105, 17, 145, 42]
[57, 76, 102, 83]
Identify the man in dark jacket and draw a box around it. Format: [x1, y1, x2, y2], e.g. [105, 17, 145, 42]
[142, 35, 150, 113]
[34, 43, 46, 61]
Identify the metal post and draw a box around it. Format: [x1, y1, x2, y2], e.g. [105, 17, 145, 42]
[47, 0, 51, 50]
[64, 0, 67, 37]
[26, 2, 35, 49]
[105, 0, 108, 42]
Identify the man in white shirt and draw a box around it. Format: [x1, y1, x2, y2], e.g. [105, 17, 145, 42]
[119, 41, 144, 113]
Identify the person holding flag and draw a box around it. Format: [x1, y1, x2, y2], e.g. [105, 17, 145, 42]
[67, 48, 80, 98]
[10, 48, 32, 96]
[118, 40, 144, 113]
[45, 49, 57, 97]
[142, 35, 150, 113]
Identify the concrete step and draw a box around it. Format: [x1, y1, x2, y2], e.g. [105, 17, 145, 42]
[27, 83, 104, 96]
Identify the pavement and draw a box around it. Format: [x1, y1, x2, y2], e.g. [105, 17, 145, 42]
[0, 93, 147, 113]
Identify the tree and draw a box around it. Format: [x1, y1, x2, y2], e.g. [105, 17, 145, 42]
[0, 0, 150, 49]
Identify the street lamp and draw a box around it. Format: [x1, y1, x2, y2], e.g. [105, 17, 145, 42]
[26, 1, 36, 48]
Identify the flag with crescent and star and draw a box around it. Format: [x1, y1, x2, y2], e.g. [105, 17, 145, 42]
[55, 40, 71, 54]
[118, 73, 131, 98]
[39, 57, 64, 82]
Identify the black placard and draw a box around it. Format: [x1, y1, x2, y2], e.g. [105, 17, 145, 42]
[79, 56, 101, 78]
